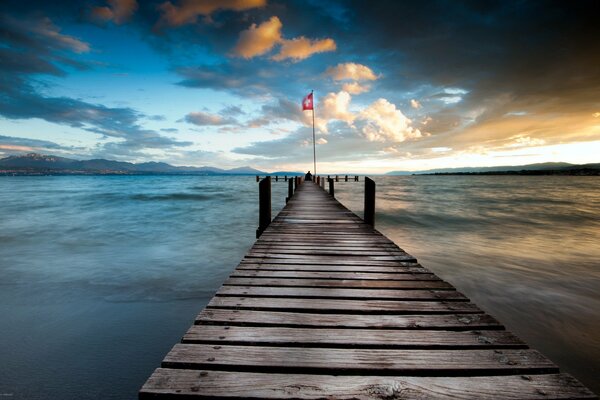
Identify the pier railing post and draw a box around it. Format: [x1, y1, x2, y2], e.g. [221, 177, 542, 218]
[328, 178, 335, 198]
[286, 178, 293, 203]
[256, 176, 271, 238]
[364, 177, 375, 227]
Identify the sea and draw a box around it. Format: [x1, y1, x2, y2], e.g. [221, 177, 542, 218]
[0, 175, 598, 398]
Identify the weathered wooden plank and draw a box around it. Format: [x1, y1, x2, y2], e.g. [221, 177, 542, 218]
[207, 296, 482, 314]
[246, 250, 413, 258]
[195, 309, 503, 330]
[163, 344, 558, 375]
[240, 258, 417, 266]
[252, 244, 401, 251]
[215, 286, 467, 300]
[231, 270, 441, 280]
[236, 263, 428, 273]
[141, 369, 598, 399]
[183, 326, 525, 349]
[224, 277, 453, 289]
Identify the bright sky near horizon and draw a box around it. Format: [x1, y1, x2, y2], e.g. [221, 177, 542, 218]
[1, 0, 599, 173]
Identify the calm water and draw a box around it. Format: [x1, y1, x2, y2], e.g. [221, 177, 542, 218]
[0, 175, 598, 398]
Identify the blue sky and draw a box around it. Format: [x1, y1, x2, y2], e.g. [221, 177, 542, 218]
[1, 0, 599, 172]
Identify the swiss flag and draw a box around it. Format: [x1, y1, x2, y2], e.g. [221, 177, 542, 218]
[302, 92, 313, 110]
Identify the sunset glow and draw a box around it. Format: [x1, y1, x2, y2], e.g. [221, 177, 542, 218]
[1, 0, 598, 172]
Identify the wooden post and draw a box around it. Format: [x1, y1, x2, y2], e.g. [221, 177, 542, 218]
[256, 175, 259, 182]
[345, 175, 348, 182]
[355, 175, 359, 182]
[321, 178, 325, 188]
[328, 178, 335, 198]
[256, 176, 271, 238]
[316, 176, 320, 185]
[335, 175, 339, 182]
[285, 175, 287, 182]
[364, 177, 375, 227]
[286, 178, 293, 203]
[275, 175, 278, 182]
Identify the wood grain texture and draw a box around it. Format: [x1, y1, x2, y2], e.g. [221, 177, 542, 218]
[141, 369, 598, 399]
[206, 296, 482, 314]
[230, 270, 440, 280]
[215, 285, 467, 300]
[195, 309, 503, 330]
[163, 344, 558, 375]
[183, 325, 526, 349]
[224, 277, 453, 289]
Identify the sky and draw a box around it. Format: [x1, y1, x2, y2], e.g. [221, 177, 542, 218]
[0, 0, 599, 173]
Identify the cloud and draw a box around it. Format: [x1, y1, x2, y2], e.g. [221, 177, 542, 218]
[325, 63, 378, 81]
[92, 0, 138, 24]
[341, 82, 370, 94]
[358, 99, 422, 142]
[158, 0, 266, 27]
[185, 111, 238, 126]
[1, 15, 90, 55]
[232, 16, 336, 61]
[0, 135, 77, 156]
[316, 138, 328, 145]
[233, 16, 282, 58]
[318, 91, 354, 129]
[272, 37, 336, 61]
[410, 99, 421, 109]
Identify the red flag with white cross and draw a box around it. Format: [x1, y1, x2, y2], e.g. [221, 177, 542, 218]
[302, 92, 313, 110]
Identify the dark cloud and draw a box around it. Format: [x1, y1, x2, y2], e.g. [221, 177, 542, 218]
[0, 135, 64, 149]
[0, 9, 193, 159]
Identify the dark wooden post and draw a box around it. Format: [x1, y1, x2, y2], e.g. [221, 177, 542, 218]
[316, 176, 320, 185]
[286, 178, 293, 203]
[335, 175, 339, 182]
[364, 177, 375, 227]
[355, 175, 359, 182]
[256, 176, 271, 238]
[328, 178, 335, 198]
[256, 175, 260, 182]
[285, 175, 287, 181]
[345, 175, 348, 182]
[275, 175, 278, 182]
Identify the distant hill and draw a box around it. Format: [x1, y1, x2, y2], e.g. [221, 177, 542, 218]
[387, 162, 600, 175]
[0, 153, 268, 175]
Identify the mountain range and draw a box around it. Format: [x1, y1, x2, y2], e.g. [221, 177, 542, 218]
[387, 162, 600, 175]
[2, 153, 598, 176]
[0, 153, 267, 175]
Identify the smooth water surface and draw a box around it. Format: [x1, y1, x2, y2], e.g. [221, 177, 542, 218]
[0, 175, 598, 398]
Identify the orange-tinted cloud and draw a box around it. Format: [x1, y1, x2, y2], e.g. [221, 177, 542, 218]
[158, 0, 266, 26]
[325, 62, 378, 81]
[92, 0, 138, 24]
[272, 37, 336, 61]
[342, 82, 370, 94]
[233, 16, 282, 58]
[233, 16, 336, 61]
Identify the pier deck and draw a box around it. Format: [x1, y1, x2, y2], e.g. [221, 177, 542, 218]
[140, 182, 596, 399]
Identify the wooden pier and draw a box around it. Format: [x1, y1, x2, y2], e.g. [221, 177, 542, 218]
[140, 180, 596, 399]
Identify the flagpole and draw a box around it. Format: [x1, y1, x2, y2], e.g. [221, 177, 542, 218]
[311, 90, 316, 176]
